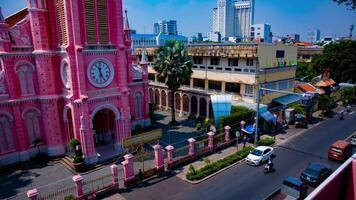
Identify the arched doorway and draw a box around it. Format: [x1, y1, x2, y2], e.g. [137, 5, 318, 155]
[92, 109, 116, 147]
[183, 94, 189, 113]
[161, 91, 167, 107]
[200, 98, 207, 117]
[168, 92, 172, 109]
[149, 88, 154, 104]
[209, 100, 214, 119]
[175, 93, 181, 111]
[155, 90, 160, 106]
[191, 96, 197, 115]
[65, 109, 75, 143]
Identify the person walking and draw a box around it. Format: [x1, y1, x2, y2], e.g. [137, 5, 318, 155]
[242, 136, 247, 148]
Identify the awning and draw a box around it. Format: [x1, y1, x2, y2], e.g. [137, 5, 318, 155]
[273, 94, 301, 106]
[260, 111, 276, 123]
[242, 124, 255, 135]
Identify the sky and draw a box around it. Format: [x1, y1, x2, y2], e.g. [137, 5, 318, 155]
[1, 0, 356, 41]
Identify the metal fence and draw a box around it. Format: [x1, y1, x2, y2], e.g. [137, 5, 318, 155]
[82, 173, 113, 196]
[133, 151, 155, 173]
[37, 185, 76, 200]
[173, 145, 189, 161]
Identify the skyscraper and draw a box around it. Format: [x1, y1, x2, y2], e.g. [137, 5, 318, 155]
[308, 29, 321, 42]
[154, 20, 178, 35]
[212, 0, 255, 41]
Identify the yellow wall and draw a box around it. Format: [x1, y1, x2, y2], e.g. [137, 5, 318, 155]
[257, 43, 298, 69]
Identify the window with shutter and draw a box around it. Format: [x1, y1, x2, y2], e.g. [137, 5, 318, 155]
[55, 0, 68, 46]
[97, 0, 108, 43]
[85, 0, 96, 44]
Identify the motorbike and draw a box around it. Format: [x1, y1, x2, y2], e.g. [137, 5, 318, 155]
[339, 112, 345, 120]
[264, 163, 274, 174]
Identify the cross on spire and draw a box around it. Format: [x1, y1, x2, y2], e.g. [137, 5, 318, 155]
[124, 9, 130, 31]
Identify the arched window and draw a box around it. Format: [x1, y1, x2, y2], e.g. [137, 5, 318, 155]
[0, 113, 14, 153]
[24, 110, 41, 145]
[17, 65, 35, 96]
[134, 92, 143, 119]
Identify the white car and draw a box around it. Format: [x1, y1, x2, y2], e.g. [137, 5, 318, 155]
[246, 146, 274, 166]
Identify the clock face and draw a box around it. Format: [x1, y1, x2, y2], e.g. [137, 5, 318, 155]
[61, 62, 71, 89]
[87, 59, 114, 88]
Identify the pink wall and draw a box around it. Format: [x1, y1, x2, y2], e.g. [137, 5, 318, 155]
[0, 0, 150, 166]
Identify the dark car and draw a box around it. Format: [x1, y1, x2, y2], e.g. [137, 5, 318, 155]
[351, 135, 356, 146]
[300, 163, 332, 187]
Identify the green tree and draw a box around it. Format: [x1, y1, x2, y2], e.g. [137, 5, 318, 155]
[312, 41, 356, 83]
[333, 0, 356, 10]
[341, 87, 356, 105]
[289, 103, 305, 115]
[296, 62, 318, 82]
[318, 95, 336, 116]
[153, 40, 193, 124]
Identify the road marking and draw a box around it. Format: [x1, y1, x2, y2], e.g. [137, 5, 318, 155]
[349, 111, 354, 115]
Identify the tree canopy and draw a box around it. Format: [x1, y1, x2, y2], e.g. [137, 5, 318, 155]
[312, 40, 356, 83]
[333, 0, 356, 10]
[153, 40, 193, 123]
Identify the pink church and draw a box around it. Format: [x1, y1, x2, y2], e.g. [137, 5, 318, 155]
[0, 0, 150, 166]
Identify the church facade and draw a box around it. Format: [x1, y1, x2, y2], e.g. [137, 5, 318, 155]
[0, 0, 150, 166]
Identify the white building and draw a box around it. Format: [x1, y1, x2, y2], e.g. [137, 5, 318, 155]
[131, 33, 188, 47]
[154, 20, 178, 35]
[207, 32, 222, 42]
[212, 0, 255, 41]
[308, 29, 321, 43]
[251, 24, 272, 43]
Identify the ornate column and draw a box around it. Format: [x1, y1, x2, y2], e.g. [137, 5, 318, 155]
[72, 175, 84, 200]
[240, 120, 246, 130]
[197, 96, 201, 118]
[224, 126, 231, 142]
[114, 119, 123, 153]
[179, 93, 183, 117]
[208, 131, 215, 149]
[80, 115, 97, 165]
[165, 145, 174, 166]
[188, 95, 192, 116]
[165, 90, 169, 111]
[153, 144, 164, 174]
[188, 138, 196, 156]
[110, 164, 119, 189]
[206, 97, 210, 119]
[121, 154, 135, 187]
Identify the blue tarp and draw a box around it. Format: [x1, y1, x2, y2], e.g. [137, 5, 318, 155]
[273, 94, 301, 105]
[211, 95, 232, 126]
[260, 111, 277, 123]
[242, 124, 255, 135]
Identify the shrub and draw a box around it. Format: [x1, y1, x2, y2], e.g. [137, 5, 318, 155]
[186, 146, 254, 181]
[188, 164, 196, 175]
[219, 108, 254, 134]
[64, 195, 76, 200]
[204, 158, 211, 165]
[196, 123, 202, 131]
[257, 137, 275, 146]
[69, 139, 80, 151]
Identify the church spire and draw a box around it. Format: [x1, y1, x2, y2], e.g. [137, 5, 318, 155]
[141, 47, 148, 64]
[0, 7, 5, 23]
[124, 9, 130, 31]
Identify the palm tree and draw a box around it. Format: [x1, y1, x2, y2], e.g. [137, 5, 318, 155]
[153, 40, 193, 124]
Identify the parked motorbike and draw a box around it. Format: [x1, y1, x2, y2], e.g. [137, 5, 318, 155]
[339, 111, 345, 120]
[264, 163, 274, 174]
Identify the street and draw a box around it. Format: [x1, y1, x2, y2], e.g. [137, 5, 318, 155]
[120, 109, 356, 200]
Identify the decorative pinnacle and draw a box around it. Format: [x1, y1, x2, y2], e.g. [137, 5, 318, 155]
[124, 9, 130, 31]
[0, 7, 5, 23]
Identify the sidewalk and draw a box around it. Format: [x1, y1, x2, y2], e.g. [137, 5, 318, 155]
[173, 104, 348, 184]
[174, 143, 252, 183]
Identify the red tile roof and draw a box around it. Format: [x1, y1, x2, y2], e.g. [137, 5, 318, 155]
[296, 82, 325, 94]
[315, 79, 336, 87]
[5, 8, 28, 27]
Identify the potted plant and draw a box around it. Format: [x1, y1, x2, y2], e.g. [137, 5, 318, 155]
[73, 149, 85, 172]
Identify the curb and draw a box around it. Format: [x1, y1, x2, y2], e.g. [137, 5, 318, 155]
[183, 158, 247, 184]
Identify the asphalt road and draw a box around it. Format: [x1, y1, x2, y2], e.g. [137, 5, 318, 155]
[121, 109, 356, 200]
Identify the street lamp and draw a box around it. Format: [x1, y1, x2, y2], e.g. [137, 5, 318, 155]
[254, 86, 314, 146]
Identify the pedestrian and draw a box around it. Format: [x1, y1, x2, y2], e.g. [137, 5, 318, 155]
[138, 169, 144, 187]
[235, 130, 240, 143]
[242, 136, 247, 148]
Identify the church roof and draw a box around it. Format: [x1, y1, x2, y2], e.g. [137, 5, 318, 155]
[5, 8, 28, 27]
